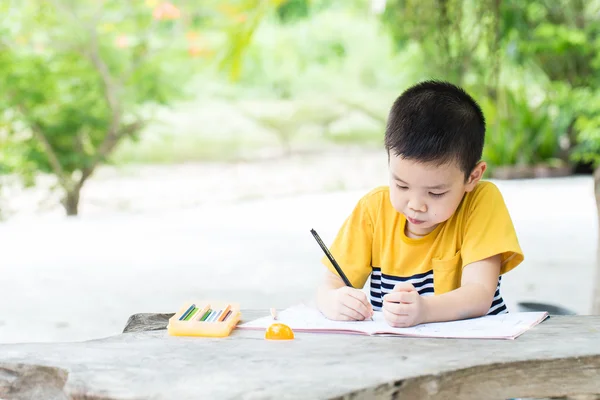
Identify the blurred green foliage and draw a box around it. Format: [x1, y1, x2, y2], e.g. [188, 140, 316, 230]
[0, 0, 281, 215]
[276, 0, 310, 22]
[381, 0, 600, 173]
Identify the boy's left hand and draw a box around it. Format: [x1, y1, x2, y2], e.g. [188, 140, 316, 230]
[382, 282, 425, 328]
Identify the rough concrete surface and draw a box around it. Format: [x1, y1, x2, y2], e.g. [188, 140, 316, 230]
[0, 312, 599, 400]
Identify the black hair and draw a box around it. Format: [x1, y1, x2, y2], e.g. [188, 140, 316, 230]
[384, 80, 486, 179]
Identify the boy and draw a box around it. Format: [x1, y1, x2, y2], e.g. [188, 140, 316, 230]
[315, 80, 523, 328]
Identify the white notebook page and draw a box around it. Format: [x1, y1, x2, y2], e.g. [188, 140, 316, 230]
[238, 304, 549, 340]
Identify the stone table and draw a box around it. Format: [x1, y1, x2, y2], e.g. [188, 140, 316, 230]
[1, 310, 600, 400]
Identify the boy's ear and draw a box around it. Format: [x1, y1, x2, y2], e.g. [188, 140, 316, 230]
[465, 161, 487, 191]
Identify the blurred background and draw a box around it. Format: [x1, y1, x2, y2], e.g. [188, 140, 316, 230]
[0, 0, 598, 344]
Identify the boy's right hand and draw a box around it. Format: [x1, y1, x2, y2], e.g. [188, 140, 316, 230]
[321, 287, 374, 321]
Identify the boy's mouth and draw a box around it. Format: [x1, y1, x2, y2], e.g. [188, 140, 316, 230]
[407, 216, 425, 225]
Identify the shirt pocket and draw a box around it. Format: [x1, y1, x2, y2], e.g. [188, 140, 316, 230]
[431, 250, 462, 295]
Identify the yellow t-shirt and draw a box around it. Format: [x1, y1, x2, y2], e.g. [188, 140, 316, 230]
[322, 181, 524, 315]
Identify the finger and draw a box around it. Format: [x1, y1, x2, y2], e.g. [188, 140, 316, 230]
[382, 291, 403, 303]
[345, 288, 371, 305]
[393, 282, 416, 292]
[383, 301, 411, 316]
[339, 303, 366, 321]
[343, 295, 372, 319]
[345, 290, 373, 316]
[335, 313, 356, 321]
[397, 291, 416, 304]
[384, 290, 417, 304]
[383, 308, 410, 327]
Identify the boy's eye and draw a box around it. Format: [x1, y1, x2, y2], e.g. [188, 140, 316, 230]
[430, 192, 447, 198]
[396, 185, 408, 190]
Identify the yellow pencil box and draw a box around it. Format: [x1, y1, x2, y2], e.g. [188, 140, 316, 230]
[167, 300, 241, 338]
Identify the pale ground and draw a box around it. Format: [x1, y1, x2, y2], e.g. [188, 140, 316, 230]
[0, 148, 597, 344]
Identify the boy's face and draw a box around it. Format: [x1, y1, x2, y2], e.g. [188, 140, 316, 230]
[388, 154, 485, 235]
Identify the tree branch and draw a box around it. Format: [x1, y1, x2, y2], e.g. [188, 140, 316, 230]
[79, 119, 146, 186]
[86, 28, 121, 129]
[45, 1, 147, 190]
[16, 104, 72, 191]
[81, 15, 129, 187]
[52, 0, 124, 167]
[49, 0, 123, 161]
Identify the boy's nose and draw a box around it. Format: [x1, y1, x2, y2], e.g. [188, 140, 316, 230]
[408, 200, 427, 213]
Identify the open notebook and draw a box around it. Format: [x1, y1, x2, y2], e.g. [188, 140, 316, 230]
[238, 304, 549, 340]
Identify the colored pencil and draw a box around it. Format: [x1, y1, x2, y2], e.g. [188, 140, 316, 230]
[217, 305, 232, 322]
[184, 307, 198, 321]
[212, 310, 223, 322]
[200, 309, 212, 321]
[192, 305, 211, 321]
[206, 310, 215, 322]
[179, 304, 195, 321]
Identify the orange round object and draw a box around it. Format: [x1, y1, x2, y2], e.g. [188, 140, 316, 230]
[264, 323, 295, 340]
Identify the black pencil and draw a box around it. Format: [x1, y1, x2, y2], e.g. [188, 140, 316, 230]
[310, 229, 354, 288]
